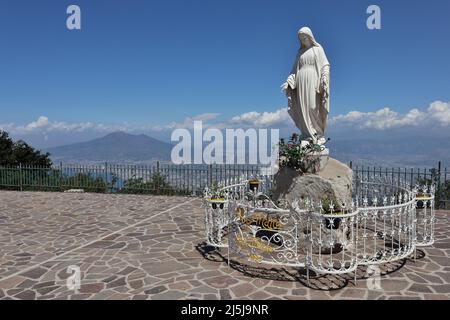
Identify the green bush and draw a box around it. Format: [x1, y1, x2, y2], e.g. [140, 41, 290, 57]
[0, 130, 52, 167]
[119, 172, 176, 195]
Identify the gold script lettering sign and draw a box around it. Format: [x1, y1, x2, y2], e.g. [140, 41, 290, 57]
[248, 253, 263, 263]
[235, 235, 274, 253]
[235, 208, 282, 230]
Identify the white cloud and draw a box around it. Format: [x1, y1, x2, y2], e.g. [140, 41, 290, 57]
[26, 116, 50, 130]
[151, 112, 221, 131]
[230, 108, 290, 127]
[0, 116, 128, 135]
[1, 101, 449, 145]
[192, 113, 221, 122]
[427, 101, 450, 126]
[330, 101, 450, 129]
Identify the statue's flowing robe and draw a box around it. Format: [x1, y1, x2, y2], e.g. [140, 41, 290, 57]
[286, 44, 330, 140]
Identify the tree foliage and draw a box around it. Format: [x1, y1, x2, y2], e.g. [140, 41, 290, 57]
[0, 130, 52, 167]
[120, 172, 182, 195]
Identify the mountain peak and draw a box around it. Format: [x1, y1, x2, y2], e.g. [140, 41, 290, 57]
[47, 132, 172, 163]
[104, 131, 129, 137]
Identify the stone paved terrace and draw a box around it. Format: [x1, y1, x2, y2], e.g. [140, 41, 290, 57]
[0, 191, 449, 300]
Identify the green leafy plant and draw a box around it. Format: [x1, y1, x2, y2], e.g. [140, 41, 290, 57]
[279, 133, 328, 173]
[320, 196, 343, 214]
[120, 172, 175, 195]
[0, 130, 52, 167]
[208, 181, 225, 200]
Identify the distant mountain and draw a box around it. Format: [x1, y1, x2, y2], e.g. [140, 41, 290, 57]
[45, 131, 450, 168]
[46, 132, 173, 163]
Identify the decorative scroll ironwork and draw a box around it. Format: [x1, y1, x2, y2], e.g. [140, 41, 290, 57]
[203, 175, 436, 283]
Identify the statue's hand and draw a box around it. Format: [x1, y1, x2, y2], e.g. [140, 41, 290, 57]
[280, 82, 289, 92]
[286, 74, 296, 89]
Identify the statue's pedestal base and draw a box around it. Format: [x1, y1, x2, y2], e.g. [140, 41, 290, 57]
[316, 147, 329, 172]
[297, 139, 329, 174]
[291, 147, 330, 174]
[273, 157, 352, 206]
[273, 157, 353, 253]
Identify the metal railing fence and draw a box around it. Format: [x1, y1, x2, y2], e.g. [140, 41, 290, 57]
[0, 161, 448, 208]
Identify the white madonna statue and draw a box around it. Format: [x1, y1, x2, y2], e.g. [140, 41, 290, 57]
[281, 27, 330, 145]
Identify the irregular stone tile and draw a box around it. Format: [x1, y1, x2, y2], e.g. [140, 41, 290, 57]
[388, 295, 422, 300]
[36, 286, 59, 295]
[150, 290, 187, 300]
[129, 280, 144, 290]
[292, 288, 307, 296]
[21, 267, 47, 279]
[7, 288, 23, 296]
[168, 281, 191, 291]
[248, 291, 271, 300]
[70, 293, 93, 300]
[380, 280, 409, 292]
[407, 283, 433, 293]
[102, 275, 118, 283]
[264, 287, 287, 295]
[417, 273, 444, 284]
[339, 288, 368, 299]
[80, 283, 105, 294]
[405, 273, 428, 283]
[142, 261, 189, 275]
[423, 294, 449, 300]
[0, 276, 27, 289]
[118, 266, 137, 275]
[18, 279, 37, 289]
[144, 285, 167, 294]
[106, 242, 127, 250]
[309, 290, 332, 300]
[202, 276, 239, 289]
[15, 290, 36, 300]
[106, 277, 126, 288]
[33, 281, 55, 289]
[430, 284, 450, 293]
[230, 283, 256, 298]
[219, 289, 232, 300]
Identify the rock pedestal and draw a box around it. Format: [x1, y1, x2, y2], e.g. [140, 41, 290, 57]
[273, 157, 353, 208]
[273, 157, 353, 253]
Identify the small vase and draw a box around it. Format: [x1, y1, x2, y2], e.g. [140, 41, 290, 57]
[210, 198, 225, 209]
[249, 181, 260, 192]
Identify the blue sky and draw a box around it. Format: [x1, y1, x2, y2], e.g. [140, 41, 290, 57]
[0, 0, 449, 147]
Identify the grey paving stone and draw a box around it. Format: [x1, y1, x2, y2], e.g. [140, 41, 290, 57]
[0, 191, 447, 300]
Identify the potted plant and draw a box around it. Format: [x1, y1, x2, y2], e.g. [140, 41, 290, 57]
[416, 194, 425, 209]
[321, 198, 344, 230]
[208, 182, 226, 209]
[416, 187, 432, 209]
[416, 191, 431, 199]
[248, 177, 260, 192]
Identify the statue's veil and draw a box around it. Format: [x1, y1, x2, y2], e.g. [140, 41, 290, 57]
[298, 27, 321, 49]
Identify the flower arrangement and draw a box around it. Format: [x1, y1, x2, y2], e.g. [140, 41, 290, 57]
[205, 182, 226, 209]
[208, 182, 225, 200]
[278, 133, 329, 173]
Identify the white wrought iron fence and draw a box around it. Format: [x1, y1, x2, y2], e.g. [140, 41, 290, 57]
[203, 174, 437, 284]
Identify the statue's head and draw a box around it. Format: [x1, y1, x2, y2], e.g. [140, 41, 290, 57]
[297, 27, 317, 48]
